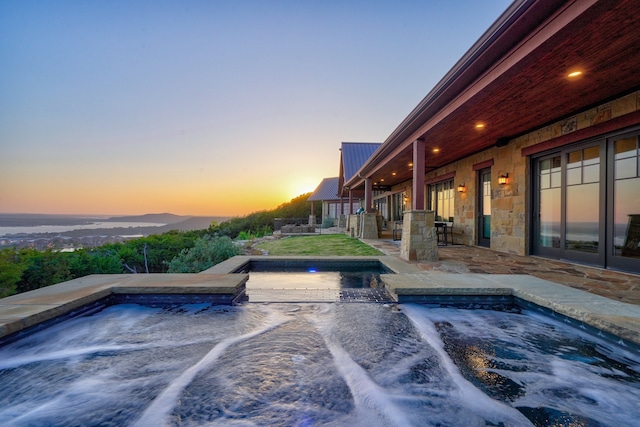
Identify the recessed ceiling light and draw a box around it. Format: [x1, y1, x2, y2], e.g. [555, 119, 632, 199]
[380, 178, 384, 182]
[392, 172, 397, 176]
[432, 148, 440, 153]
[408, 162, 413, 167]
[475, 123, 485, 129]
[567, 70, 583, 78]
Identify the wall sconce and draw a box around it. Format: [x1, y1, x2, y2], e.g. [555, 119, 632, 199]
[498, 173, 509, 185]
[457, 183, 466, 193]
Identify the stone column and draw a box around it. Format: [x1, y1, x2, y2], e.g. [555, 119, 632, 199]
[309, 201, 316, 226]
[348, 214, 360, 237]
[360, 212, 379, 239]
[400, 210, 438, 261]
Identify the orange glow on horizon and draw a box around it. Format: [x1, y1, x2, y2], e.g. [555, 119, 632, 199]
[0, 171, 325, 217]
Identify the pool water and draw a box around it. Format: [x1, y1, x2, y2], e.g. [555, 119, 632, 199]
[0, 303, 638, 426]
[241, 260, 391, 302]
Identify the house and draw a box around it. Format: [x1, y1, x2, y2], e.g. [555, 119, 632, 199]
[341, 0, 640, 273]
[308, 177, 359, 227]
[308, 142, 381, 226]
[337, 142, 382, 219]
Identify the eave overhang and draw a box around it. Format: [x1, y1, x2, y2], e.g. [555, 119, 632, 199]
[345, 0, 640, 190]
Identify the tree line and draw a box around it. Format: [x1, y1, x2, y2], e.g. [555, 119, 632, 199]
[0, 193, 320, 297]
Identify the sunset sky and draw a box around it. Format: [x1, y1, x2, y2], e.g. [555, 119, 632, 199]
[1, 0, 512, 216]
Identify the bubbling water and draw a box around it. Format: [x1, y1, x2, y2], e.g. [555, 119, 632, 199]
[0, 303, 638, 426]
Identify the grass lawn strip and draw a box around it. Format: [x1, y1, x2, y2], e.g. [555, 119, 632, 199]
[255, 234, 381, 256]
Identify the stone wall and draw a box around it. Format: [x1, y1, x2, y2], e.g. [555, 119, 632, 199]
[360, 213, 379, 239]
[347, 214, 360, 237]
[281, 224, 315, 234]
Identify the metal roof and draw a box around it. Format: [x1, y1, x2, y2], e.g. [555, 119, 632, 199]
[307, 177, 339, 201]
[340, 142, 381, 184]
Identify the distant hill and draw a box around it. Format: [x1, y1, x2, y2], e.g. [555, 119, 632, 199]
[45, 215, 231, 238]
[0, 214, 99, 227]
[104, 213, 188, 224]
[153, 216, 231, 232]
[0, 213, 232, 237]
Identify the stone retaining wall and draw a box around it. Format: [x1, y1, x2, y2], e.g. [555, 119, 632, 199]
[281, 224, 315, 234]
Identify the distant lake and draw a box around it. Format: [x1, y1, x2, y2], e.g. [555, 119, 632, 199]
[0, 222, 165, 237]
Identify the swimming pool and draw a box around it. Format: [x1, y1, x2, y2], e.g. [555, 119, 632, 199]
[228, 257, 395, 303]
[0, 302, 638, 426]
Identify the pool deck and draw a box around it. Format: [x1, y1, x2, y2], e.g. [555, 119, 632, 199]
[1, 243, 639, 348]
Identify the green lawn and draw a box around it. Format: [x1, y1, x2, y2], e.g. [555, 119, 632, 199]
[255, 234, 382, 256]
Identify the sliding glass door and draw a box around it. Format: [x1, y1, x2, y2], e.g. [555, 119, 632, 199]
[533, 129, 640, 273]
[610, 134, 640, 271]
[536, 154, 561, 253]
[564, 145, 604, 265]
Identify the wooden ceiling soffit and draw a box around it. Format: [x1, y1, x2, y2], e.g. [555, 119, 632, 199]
[425, 171, 456, 185]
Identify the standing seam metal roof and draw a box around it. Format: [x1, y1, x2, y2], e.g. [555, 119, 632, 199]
[340, 142, 381, 183]
[307, 177, 339, 201]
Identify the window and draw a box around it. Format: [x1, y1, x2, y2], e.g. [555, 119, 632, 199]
[428, 179, 454, 221]
[392, 192, 406, 221]
[373, 197, 387, 219]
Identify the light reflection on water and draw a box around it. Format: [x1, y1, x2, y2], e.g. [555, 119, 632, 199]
[0, 303, 638, 427]
[246, 271, 384, 290]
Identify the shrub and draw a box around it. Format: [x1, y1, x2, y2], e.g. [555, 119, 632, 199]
[322, 217, 335, 228]
[167, 236, 240, 273]
[0, 248, 25, 297]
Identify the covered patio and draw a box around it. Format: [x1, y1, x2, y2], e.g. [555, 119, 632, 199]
[340, 0, 640, 273]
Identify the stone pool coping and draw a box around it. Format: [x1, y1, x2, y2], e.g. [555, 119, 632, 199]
[383, 272, 640, 347]
[1, 256, 639, 348]
[201, 255, 420, 274]
[0, 273, 247, 339]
